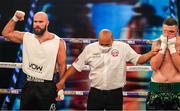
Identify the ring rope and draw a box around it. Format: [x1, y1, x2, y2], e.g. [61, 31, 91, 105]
[0, 36, 153, 45]
[63, 38, 153, 45]
[0, 88, 147, 96]
[0, 37, 152, 98]
[0, 62, 152, 71]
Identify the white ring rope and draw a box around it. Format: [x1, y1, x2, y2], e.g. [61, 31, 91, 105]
[0, 62, 151, 96]
[63, 38, 153, 45]
[0, 88, 148, 96]
[0, 37, 151, 97]
[0, 62, 150, 97]
[0, 36, 153, 45]
[0, 62, 152, 71]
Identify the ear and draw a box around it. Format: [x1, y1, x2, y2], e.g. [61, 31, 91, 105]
[46, 21, 49, 30]
[176, 28, 179, 36]
[47, 20, 49, 27]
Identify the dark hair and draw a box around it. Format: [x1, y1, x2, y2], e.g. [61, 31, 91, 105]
[163, 17, 178, 26]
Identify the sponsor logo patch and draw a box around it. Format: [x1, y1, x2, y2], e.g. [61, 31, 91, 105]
[111, 49, 119, 57]
[28, 63, 43, 73]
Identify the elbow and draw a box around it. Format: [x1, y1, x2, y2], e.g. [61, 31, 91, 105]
[150, 62, 159, 72]
[151, 66, 159, 72]
[177, 67, 180, 73]
[137, 61, 143, 65]
[137, 60, 145, 65]
[137, 58, 147, 65]
[2, 30, 9, 39]
[2, 30, 7, 37]
[2, 28, 8, 36]
[137, 58, 142, 65]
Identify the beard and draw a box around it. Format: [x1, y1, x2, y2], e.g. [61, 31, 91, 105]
[34, 26, 46, 36]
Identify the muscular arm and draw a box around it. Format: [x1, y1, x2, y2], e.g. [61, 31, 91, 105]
[167, 37, 180, 72]
[137, 41, 160, 65]
[61, 66, 78, 83]
[56, 45, 87, 91]
[56, 65, 78, 91]
[57, 39, 67, 80]
[150, 41, 165, 71]
[137, 51, 154, 64]
[150, 54, 164, 71]
[170, 51, 180, 72]
[2, 19, 24, 43]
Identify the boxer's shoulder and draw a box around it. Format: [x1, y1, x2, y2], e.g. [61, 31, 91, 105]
[175, 36, 180, 45]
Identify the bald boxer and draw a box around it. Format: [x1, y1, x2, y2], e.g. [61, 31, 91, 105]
[2, 10, 66, 110]
[56, 29, 159, 110]
[147, 17, 180, 110]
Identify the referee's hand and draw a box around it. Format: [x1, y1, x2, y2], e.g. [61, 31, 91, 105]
[56, 80, 65, 101]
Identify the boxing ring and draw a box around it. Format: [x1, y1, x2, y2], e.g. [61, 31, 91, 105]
[0, 37, 153, 98]
[0, 62, 151, 96]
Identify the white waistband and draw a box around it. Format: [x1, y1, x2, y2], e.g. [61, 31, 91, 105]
[27, 75, 44, 82]
[151, 77, 158, 82]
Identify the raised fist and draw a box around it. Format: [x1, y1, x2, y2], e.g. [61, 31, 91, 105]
[12, 10, 25, 22]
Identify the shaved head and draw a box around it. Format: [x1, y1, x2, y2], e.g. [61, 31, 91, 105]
[33, 12, 49, 36]
[98, 29, 113, 47]
[34, 12, 49, 21]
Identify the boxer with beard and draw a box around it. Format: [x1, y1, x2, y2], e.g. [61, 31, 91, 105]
[2, 11, 66, 110]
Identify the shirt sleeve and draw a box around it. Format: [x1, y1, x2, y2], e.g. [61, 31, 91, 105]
[72, 46, 87, 72]
[125, 44, 141, 65]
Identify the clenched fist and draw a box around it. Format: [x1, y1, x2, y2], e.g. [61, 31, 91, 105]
[12, 10, 25, 22]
